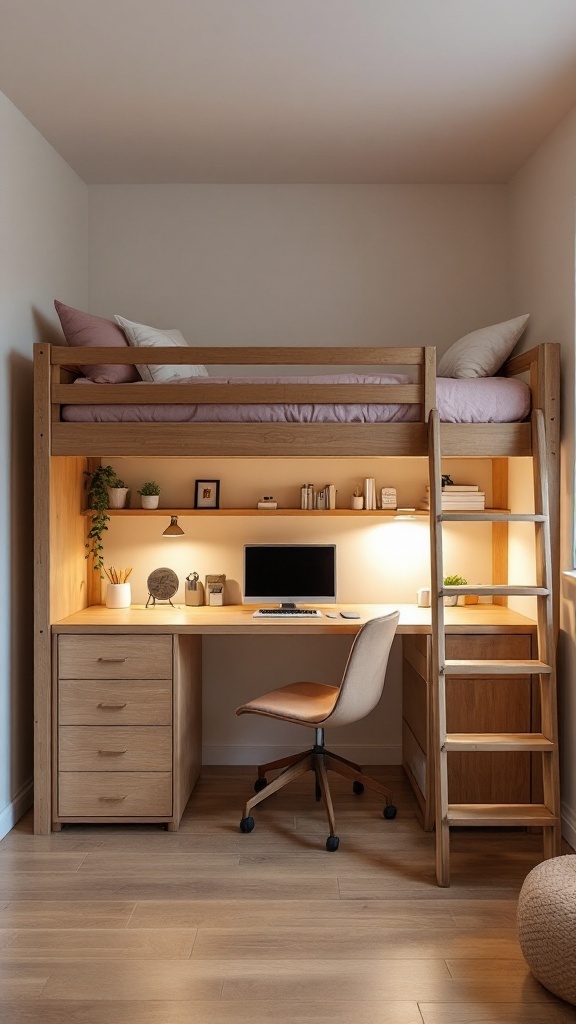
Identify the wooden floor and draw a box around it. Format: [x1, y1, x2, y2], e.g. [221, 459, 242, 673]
[0, 766, 574, 1024]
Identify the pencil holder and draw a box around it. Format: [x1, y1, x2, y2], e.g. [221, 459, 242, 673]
[105, 583, 132, 609]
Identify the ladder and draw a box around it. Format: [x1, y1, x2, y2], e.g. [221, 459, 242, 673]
[428, 408, 561, 887]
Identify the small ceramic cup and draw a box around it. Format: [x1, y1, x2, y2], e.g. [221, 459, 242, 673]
[351, 495, 364, 510]
[105, 583, 131, 609]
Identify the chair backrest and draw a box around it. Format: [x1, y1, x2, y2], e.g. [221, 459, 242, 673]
[321, 612, 399, 729]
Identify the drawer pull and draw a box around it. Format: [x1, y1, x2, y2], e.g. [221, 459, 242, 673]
[98, 795, 127, 802]
[97, 702, 128, 710]
[97, 657, 128, 663]
[98, 749, 128, 756]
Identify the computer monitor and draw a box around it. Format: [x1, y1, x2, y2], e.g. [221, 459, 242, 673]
[243, 544, 337, 607]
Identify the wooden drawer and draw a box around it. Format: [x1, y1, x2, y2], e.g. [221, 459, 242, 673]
[58, 772, 172, 816]
[58, 635, 172, 680]
[59, 680, 172, 725]
[59, 726, 172, 771]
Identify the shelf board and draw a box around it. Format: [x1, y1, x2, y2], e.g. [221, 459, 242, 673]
[82, 507, 509, 518]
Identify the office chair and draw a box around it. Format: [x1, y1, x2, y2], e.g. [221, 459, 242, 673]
[236, 611, 400, 851]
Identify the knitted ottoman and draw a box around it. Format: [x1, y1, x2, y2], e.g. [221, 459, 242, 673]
[517, 855, 576, 1005]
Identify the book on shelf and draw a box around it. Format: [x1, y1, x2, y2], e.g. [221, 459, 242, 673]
[421, 492, 486, 510]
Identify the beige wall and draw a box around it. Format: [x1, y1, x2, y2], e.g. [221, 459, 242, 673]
[0, 91, 88, 837]
[88, 184, 511, 356]
[510, 104, 576, 846]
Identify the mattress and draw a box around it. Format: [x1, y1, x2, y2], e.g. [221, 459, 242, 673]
[61, 373, 531, 424]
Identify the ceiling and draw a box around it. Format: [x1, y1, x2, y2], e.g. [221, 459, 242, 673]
[2, 0, 576, 184]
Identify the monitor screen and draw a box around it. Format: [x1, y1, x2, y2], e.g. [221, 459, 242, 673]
[243, 544, 336, 605]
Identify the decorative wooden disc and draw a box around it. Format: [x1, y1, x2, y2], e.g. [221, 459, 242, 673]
[147, 567, 179, 601]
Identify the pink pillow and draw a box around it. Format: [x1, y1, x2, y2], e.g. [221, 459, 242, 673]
[54, 300, 139, 383]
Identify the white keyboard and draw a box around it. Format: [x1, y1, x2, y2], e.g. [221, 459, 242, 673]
[253, 608, 323, 618]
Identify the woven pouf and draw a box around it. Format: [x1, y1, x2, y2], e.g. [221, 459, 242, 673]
[517, 855, 576, 1005]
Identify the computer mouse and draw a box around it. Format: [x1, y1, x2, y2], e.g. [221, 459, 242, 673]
[340, 611, 361, 619]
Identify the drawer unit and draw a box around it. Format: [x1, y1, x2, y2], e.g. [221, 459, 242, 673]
[53, 632, 201, 830]
[59, 726, 172, 772]
[58, 771, 173, 817]
[58, 634, 172, 679]
[59, 679, 172, 726]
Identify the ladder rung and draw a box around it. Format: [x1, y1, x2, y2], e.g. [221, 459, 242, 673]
[446, 804, 557, 827]
[442, 585, 549, 597]
[440, 513, 547, 522]
[444, 733, 555, 752]
[444, 659, 551, 676]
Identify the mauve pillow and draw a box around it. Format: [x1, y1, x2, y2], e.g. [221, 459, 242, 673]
[54, 300, 139, 383]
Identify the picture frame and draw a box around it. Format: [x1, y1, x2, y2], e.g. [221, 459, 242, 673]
[194, 479, 220, 509]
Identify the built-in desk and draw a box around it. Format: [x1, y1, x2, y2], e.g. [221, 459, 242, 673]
[46, 603, 537, 833]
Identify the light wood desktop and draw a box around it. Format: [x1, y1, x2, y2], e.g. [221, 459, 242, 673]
[49, 602, 537, 833]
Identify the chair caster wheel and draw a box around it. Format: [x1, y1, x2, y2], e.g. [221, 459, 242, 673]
[383, 804, 397, 819]
[326, 835, 340, 852]
[240, 816, 255, 833]
[352, 781, 364, 795]
[253, 777, 268, 793]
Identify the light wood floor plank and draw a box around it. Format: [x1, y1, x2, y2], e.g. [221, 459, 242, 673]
[0, 929, 197, 960]
[190, 925, 522, 960]
[0, 999, 424, 1023]
[0, 901, 136, 929]
[445, 957, 533, 979]
[0, 873, 339, 901]
[419, 1004, 575, 1023]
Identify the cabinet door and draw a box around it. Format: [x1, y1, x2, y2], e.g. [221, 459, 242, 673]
[445, 634, 532, 804]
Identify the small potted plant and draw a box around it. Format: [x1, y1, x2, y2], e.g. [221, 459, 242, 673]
[107, 475, 130, 509]
[84, 464, 123, 574]
[443, 574, 467, 606]
[138, 481, 161, 509]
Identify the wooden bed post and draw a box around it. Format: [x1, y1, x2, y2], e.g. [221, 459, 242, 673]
[33, 344, 52, 834]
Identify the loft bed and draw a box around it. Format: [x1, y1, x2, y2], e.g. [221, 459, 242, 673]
[33, 340, 560, 835]
[35, 342, 559, 459]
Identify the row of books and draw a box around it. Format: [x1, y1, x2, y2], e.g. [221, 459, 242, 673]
[421, 484, 486, 511]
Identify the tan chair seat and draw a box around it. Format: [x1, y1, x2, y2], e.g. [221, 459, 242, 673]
[237, 682, 339, 726]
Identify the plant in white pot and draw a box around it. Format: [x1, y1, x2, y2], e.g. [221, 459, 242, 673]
[138, 480, 161, 509]
[107, 475, 130, 509]
[443, 574, 467, 606]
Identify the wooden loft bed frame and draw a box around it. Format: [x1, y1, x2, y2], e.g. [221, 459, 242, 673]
[35, 341, 556, 460]
[33, 340, 560, 834]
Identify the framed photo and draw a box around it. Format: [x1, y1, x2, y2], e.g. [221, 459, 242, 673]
[194, 479, 220, 509]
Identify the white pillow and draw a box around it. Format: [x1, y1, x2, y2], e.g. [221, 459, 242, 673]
[114, 315, 208, 383]
[437, 315, 530, 379]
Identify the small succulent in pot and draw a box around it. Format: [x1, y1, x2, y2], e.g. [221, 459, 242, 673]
[138, 481, 161, 509]
[138, 481, 161, 496]
[443, 574, 467, 606]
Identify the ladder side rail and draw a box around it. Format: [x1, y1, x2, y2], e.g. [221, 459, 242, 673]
[532, 410, 561, 856]
[428, 409, 450, 887]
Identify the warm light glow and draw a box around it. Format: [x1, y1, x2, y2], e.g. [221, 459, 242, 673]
[162, 515, 185, 537]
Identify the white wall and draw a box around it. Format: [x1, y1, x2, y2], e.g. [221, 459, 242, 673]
[0, 91, 88, 838]
[88, 184, 513, 763]
[510, 104, 576, 847]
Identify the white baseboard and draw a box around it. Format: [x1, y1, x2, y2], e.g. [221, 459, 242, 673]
[0, 778, 33, 841]
[203, 744, 402, 766]
[562, 800, 576, 850]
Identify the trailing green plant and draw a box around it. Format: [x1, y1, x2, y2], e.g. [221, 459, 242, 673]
[137, 481, 161, 496]
[443, 574, 467, 586]
[84, 465, 122, 575]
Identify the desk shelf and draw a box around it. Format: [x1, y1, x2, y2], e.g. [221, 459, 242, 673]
[83, 507, 509, 518]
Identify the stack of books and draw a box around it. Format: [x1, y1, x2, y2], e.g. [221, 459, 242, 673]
[421, 484, 485, 511]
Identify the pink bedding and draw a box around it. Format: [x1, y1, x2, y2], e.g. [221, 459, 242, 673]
[61, 373, 531, 424]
